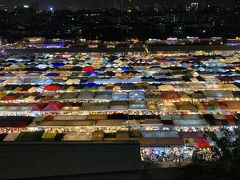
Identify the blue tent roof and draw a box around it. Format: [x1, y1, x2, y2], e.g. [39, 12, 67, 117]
[122, 67, 128, 72]
[46, 72, 59, 77]
[38, 80, 53, 85]
[85, 71, 96, 75]
[85, 83, 98, 87]
[53, 63, 64, 68]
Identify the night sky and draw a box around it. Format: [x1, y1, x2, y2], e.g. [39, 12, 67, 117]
[0, 0, 234, 10]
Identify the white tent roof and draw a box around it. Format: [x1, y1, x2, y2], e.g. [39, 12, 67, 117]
[3, 132, 20, 141]
[63, 132, 92, 141]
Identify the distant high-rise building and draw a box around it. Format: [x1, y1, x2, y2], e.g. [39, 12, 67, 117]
[68, 6, 77, 11]
[186, 6, 191, 11]
[0, 4, 8, 11]
[235, 0, 240, 14]
[117, 0, 123, 11]
[190, 2, 199, 11]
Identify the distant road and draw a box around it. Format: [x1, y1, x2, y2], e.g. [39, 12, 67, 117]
[148, 45, 240, 52]
[5, 45, 240, 54]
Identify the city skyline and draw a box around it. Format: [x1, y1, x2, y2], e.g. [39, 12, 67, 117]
[0, 0, 240, 179]
[0, 0, 235, 10]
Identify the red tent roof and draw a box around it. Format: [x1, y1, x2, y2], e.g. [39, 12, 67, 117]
[0, 121, 31, 127]
[225, 114, 236, 120]
[161, 60, 168, 64]
[203, 104, 209, 110]
[44, 85, 60, 91]
[195, 139, 210, 148]
[31, 102, 47, 111]
[42, 102, 63, 111]
[218, 103, 228, 109]
[1, 94, 21, 101]
[43, 116, 54, 121]
[82, 66, 94, 72]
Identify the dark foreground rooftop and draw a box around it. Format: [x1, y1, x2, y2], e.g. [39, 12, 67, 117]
[0, 141, 141, 180]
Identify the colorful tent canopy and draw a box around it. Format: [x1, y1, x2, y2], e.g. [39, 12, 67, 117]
[161, 91, 179, 99]
[195, 139, 210, 148]
[85, 83, 98, 87]
[52, 63, 64, 68]
[179, 132, 204, 139]
[44, 85, 61, 91]
[31, 102, 47, 111]
[82, 66, 94, 72]
[1, 94, 21, 101]
[42, 102, 63, 111]
[16, 131, 44, 142]
[41, 132, 57, 140]
[0, 120, 32, 127]
[46, 72, 59, 77]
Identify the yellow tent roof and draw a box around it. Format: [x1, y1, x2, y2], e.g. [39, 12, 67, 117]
[136, 82, 150, 87]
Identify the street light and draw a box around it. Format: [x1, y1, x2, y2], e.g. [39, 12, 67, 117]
[49, 7, 54, 12]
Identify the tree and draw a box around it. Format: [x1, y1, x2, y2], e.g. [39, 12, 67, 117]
[180, 129, 240, 180]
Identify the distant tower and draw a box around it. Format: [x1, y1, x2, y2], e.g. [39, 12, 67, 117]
[0, 4, 8, 11]
[7, 0, 11, 11]
[117, 0, 123, 11]
[235, 0, 240, 14]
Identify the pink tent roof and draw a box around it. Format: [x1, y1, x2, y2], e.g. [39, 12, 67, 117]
[179, 132, 204, 139]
